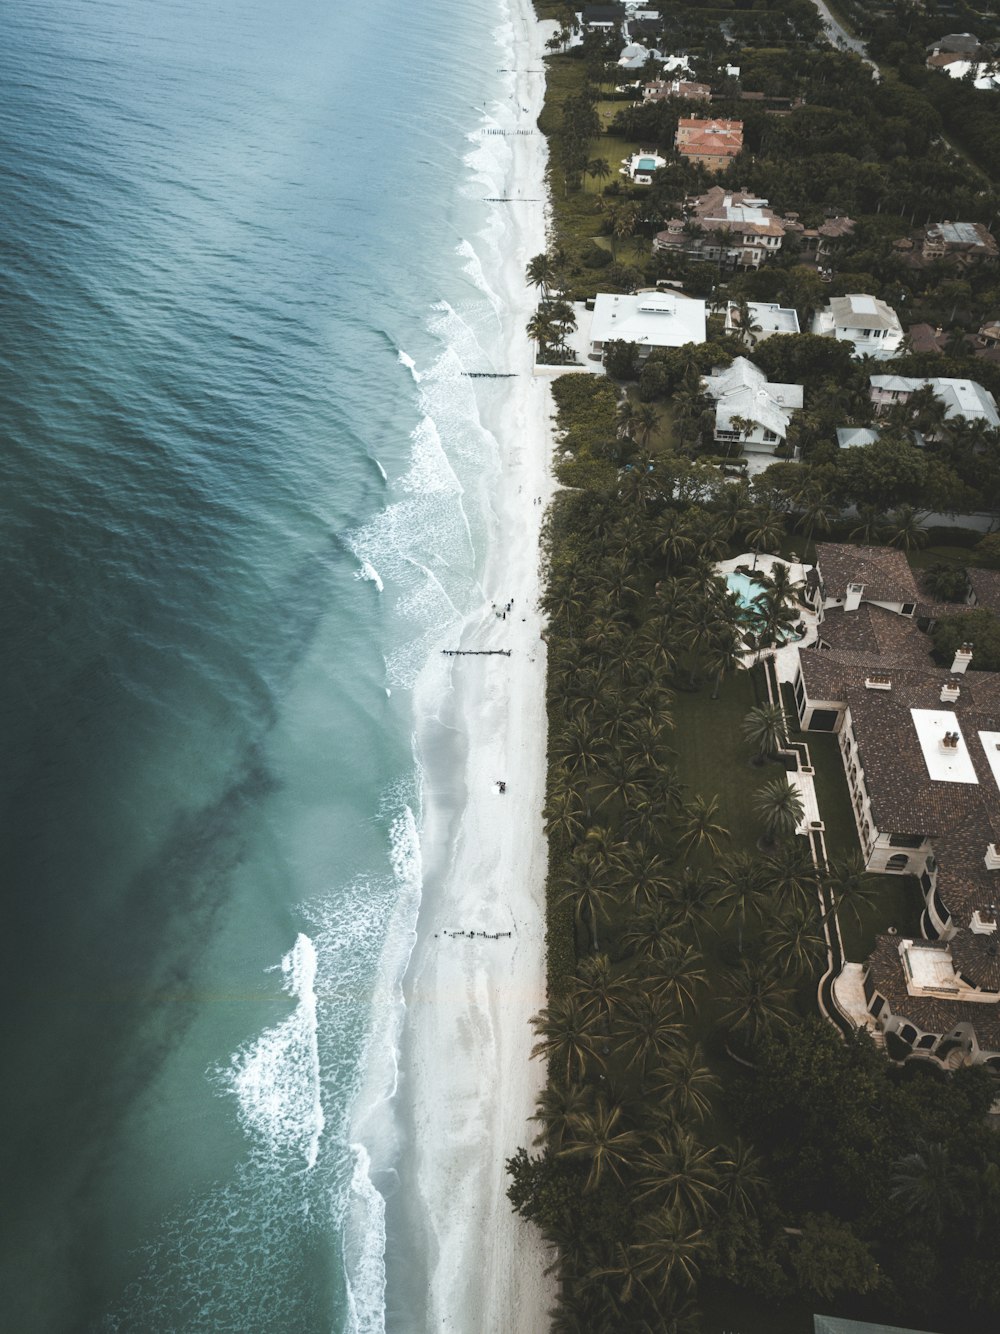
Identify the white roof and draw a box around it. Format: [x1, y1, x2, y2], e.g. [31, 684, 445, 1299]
[911, 708, 979, 783]
[978, 730, 1000, 792]
[827, 293, 902, 332]
[590, 291, 706, 350]
[869, 375, 1000, 426]
[902, 941, 963, 994]
[836, 426, 880, 448]
[744, 302, 799, 335]
[702, 356, 803, 438]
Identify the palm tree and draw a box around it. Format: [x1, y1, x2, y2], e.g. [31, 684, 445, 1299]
[631, 1207, 709, 1294]
[849, 505, 885, 544]
[531, 1082, 592, 1150]
[718, 958, 795, 1048]
[647, 1044, 720, 1123]
[557, 860, 617, 953]
[593, 1243, 656, 1306]
[794, 488, 835, 558]
[647, 944, 709, 1014]
[621, 900, 678, 961]
[710, 851, 769, 934]
[635, 404, 661, 447]
[676, 794, 729, 857]
[705, 627, 743, 700]
[574, 952, 635, 1031]
[595, 754, 644, 811]
[744, 507, 785, 569]
[823, 853, 880, 930]
[765, 840, 819, 912]
[617, 397, 636, 440]
[618, 995, 684, 1077]
[890, 1142, 963, 1236]
[635, 1129, 721, 1221]
[526, 308, 556, 356]
[761, 903, 827, 977]
[621, 849, 673, 912]
[525, 252, 556, 295]
[886, 505, 929, 551]
[741, 703, 786, 762]
[752, 776, 804, 846]
[586, 157, 611, 190]
[558, 1095, 641, 1191]
[530, 995, 606, 1084]
[717, 1137, 767, 1215]
[544, 786, 586, 846]
[663, 867, 712, 937]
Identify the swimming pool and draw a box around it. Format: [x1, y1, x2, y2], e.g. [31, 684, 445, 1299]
[725, 570, 766, 609]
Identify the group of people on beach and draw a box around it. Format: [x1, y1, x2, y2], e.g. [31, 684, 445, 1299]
[492, 599, 514, 620]
[439, 929, 513, 940]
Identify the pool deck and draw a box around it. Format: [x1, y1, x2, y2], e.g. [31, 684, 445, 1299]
[716, 553, 818, 680]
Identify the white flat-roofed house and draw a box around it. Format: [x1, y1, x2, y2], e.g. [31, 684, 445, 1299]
[702, 356, 802, 456]
[811, 294, 904, 360]
[724, 301, 799, 345]
[869, 375, 1000, 429]
[588, 291, 706, 363]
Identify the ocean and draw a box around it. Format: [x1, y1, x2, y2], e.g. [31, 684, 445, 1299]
[0, 0, 529, 1328]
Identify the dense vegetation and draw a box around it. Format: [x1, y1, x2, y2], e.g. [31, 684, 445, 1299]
[515, 4, 1000, 1331]
[510, 376, 1000, 1333]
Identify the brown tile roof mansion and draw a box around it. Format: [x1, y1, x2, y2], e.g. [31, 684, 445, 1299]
[674, 118, 743, 170]
[794, 543, 1000, 1064]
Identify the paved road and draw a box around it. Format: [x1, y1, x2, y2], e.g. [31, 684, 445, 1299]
[809, 0, 881, 77]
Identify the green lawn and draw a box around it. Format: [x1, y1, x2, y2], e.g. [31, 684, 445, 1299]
[670, 666, 770, 853]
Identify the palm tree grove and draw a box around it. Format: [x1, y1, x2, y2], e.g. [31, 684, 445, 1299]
[506, 364, 1000, 1334]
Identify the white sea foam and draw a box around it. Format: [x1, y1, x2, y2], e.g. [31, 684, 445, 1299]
[355, 559, 384, 593]
[373, 458, 388, 482]
[220, 933, 325, 1168]
[343, 1143, 388, 1334]
[397, 349, 420, 380]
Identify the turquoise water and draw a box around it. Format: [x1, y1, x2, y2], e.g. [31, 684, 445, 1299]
[0, 0, 522, 1328]
[726, 570, 766, 609]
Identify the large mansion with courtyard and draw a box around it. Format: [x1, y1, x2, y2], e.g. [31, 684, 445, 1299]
[789, 543, 1000, 1068]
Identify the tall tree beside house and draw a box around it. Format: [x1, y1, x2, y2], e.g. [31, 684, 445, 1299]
[741, 703, 786, 762]
[886, 504, 928, 552]
[744, 506, 785, 570]
[822, 853, 880, 930]
[752, 777, 804, 846]
[526, 252, 556, 296]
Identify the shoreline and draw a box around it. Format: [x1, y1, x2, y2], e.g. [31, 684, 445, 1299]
[390, 2, 556, 1330]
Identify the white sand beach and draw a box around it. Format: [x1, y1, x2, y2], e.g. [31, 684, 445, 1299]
[396, 4, 557, 1331]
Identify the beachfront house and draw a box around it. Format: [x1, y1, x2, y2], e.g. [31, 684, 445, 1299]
[701, 356, 802, 456]
[643, 78, 710, 102]
[674, 118, 743, 171]
[724, 301, 799, 344]
[790, 542, 1000, 1067]
[588, 291, 706, 363]
[653, 188, 786, 269]
[811, 294, 904, 360]
[869, 375, 1000, 430]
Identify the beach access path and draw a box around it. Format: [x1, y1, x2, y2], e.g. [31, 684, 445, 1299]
[396, 5, 558, 1333]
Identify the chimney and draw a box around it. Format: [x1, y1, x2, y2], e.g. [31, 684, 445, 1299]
[844, 582, 865, 613]
[940, 679, 961, 703]
[986, 844, 1000, 871]
[952, 642, 974, 674]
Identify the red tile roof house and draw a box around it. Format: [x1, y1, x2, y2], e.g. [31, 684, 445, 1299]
[793, 543, 1000, 1067]
[674, 118, 743, 171]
